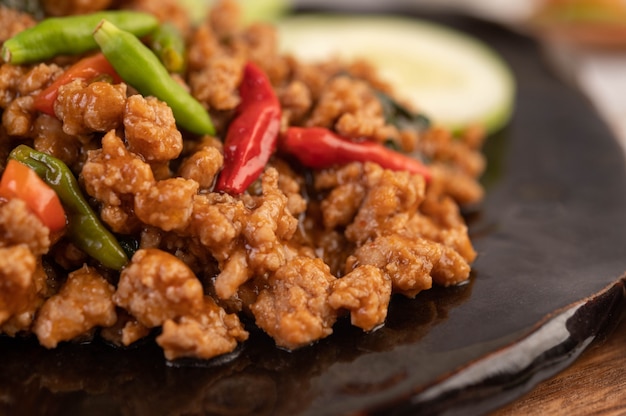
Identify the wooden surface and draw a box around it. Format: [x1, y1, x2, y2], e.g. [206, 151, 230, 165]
[491, 314, 626, 415]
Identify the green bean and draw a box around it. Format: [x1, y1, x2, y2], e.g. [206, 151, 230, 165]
[94, 19, 215, 135]
[150, 22, 186, 74]
[9, 145, 129, 271]
[2, 11, 159, 65]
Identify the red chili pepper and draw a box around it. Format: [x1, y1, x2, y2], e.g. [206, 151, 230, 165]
[34, 53, 122, 116]
[214, 62, 282, 195]
[280, 127, 431, 181]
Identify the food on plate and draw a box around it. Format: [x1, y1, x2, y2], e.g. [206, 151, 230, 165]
[276, 15, 515, 135]
[0, 0, 493, 361]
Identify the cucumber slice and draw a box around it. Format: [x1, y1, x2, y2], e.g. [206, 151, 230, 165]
[276, 15, 515, 134]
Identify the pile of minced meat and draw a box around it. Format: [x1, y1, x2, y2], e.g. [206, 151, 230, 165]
[0, 0, 486, 360]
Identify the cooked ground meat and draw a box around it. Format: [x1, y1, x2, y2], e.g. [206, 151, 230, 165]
[0, 246, 47, 337]
[188, 24, 244, 112]
[251, 256, 337, 350]
[33, 265, 116, 348]
[55, 80, 127, 136]
[307, 75, 396, 142]
[3, 95, 35, 137]
[123, 95, 183, 162]
[156, 296, 248, 361]
[0, 0, 487, 360]
[113, 248, 204, 328]
[33, 114, 85, 168]
[328, 265, 391, 331]
[178, 143, 224, 189]
[0, 199, 50, 256]
[0, 7, 35, 43]
[82, 130, 155, 233]
[0, 245, 39, 326]
[128, 0, 193, 37]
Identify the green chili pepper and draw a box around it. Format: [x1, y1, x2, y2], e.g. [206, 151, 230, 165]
[94, 19, 215, 136]
[2, 11, 159, 65]
[9, 145, 129, 271]
[150, 22, 186, 74]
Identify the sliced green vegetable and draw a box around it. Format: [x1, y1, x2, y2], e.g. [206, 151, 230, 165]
[150, 22, 186, 74]
[276, 15, 515, 134]
[2, 11, 159, 64]
[94, 19, 215, 135]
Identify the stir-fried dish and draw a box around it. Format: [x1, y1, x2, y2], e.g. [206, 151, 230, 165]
[0, 0, 486, 361]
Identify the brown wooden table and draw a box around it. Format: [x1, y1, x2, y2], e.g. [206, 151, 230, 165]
[491, 313, 626, 415]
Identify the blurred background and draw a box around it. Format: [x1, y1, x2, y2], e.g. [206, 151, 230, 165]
[295, 0, 626, 141]
[281, 0, 626, 148]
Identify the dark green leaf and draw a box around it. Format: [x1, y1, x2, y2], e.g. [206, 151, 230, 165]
[117, 235, 140, 260]
[375, 90, 431, 133]
[383, 138, 401, 152]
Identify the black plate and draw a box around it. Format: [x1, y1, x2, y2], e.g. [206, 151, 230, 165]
[2, 14, 626, 416]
